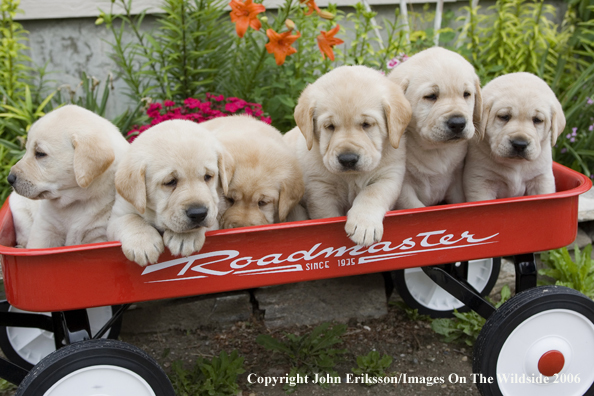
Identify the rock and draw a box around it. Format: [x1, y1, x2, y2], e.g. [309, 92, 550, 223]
[121, 291, 252, 334]
[254, 274, 388, 328]
[489, 258, 516, 298]
[578, 186, 594, 222]
[566, 227, 592, 250]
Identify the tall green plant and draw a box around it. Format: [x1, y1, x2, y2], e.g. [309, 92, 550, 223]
[100, 0, 232, 102]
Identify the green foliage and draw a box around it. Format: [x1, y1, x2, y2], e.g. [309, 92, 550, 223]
[0, 0, 32, 104]
[0, 378, 15, 392]
[53, 72, 147, 133]
[391, 301, 432, 322]
[169, 350, 245, 396]
[457, 0, 594, 175]
[351, 350, 393, 385]
[431, 285, 511, 346]
[101, 0, 232, 102]
[256, 322, 347, 392]
[540, 244, 594, 298]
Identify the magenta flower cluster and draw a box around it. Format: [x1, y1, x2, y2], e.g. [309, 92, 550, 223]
[127, 93, 272, 141]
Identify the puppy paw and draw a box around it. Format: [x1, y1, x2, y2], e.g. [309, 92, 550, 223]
[345, 211, 383, 247]
[164, 229, 206, 257]
[121, 229, 164, 267]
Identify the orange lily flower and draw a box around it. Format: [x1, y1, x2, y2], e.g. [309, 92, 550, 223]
[230, 0, 266, 38]
[300, 0, 321, 15]
[317, 25, 344, 61]
[265, 29, 301, 66]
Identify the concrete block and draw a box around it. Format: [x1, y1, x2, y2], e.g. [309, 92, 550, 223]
[121, 291, 252, 334]
[254, 274, 388, 328]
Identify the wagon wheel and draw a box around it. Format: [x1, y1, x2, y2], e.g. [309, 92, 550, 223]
[473, 285, 594, 396]
[15, 338, 175, 396]
[393, 258, 501, 318]
[0, 304, 122, 370]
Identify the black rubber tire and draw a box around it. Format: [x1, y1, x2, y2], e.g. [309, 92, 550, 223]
[0, 305, 123, 370]
[393, 258, 501, 318]
[15, 338, 175, 396]
[473, 285, 594, 396]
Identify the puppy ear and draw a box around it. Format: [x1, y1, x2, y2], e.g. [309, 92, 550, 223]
[389, 73, 409, 95]
[71, 132, 115, 188]
[473, 76, 483, 129]
[217, 146, 235, 196]
[294, 88, 316, 150]
[115, 155, 147, 214]
[550, 100, 566, 146]
[383, 83, 412, 149]
[278, 169, 305, 222]
[477, 100, 491, 140]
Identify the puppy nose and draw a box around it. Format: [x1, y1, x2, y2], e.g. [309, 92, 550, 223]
[186, 206, 208, 223]
[510, 139, 529, 152]
[447, 116, 467, 134]
[338, 153, 359, 169]
[7, 174, 16, 186]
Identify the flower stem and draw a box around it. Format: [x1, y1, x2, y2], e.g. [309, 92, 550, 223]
[244, 0, 295, 98]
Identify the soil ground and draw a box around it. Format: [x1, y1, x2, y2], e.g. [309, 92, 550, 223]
[121, 301, 481, 396]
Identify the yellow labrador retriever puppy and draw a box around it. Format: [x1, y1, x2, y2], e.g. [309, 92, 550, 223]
[8, 105, 129, 248]
[8, 192, 39, 248]
[463, 72, 565, 200]
[388, 47, 482, 209]
[284, 65, 412, 246]
[107, 119, 231, 266]
[199, 115, 304, 229]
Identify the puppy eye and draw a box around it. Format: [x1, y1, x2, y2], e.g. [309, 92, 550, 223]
[533, 117, 543, 124]
[35, 151, 47, 159]
[225, 197, 235, 205]
[464, 91, 471, 98]
[326, 124, 335, 132]
[361, 122, 372, 129]
[423, 93, 438, 101]
[204, 174, 213, 182]
[164, 178, 177, 187]
[258, 200, 268, 207]
[498, 114, 511, 122]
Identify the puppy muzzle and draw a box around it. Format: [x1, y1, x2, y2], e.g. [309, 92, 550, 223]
[445, 115, 467, 140]
[337, 152, 360, 171]
[186, 206, 209, 227]
[506, 138, 530, 159]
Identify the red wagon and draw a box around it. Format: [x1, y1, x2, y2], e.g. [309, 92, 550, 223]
[0, 162, 591, 396]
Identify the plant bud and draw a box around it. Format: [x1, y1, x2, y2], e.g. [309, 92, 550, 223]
[285, 19, 295, 30]
[318, 10, 335, 20]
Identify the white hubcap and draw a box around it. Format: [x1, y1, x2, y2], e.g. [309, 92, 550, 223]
[44, 365, 156, 396]
[497, 309, 594, 395]
[403, 258, 494, 311]
[6, 306, 114, 365]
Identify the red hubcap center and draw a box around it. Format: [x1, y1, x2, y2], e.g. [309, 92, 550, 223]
[538, 350, 565, 377]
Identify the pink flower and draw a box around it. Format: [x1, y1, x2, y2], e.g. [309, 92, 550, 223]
[164, 100, 175, 107]
[184, 98, 201, 109]
[387, 58, 400, 69]
[261, 116, 272, 124]
[587, 97, 593, 105]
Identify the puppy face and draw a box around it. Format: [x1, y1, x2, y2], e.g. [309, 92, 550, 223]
[200, 116, 304, 229]
[481, 72, 565, 161]
[9, 105, 116, 199]
[389, 47, 482, 145]
[115, 120, 230, 233]
[295, 65, 411, 174]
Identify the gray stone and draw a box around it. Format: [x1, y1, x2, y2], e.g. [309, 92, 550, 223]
[578, 186, 594, 222]
[566, 227, 592, 250]
[489, 258, 516, 298]
[580, 221, 594, 243]
[254, 274, 388, 329]
[121, 291, 252, 334]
